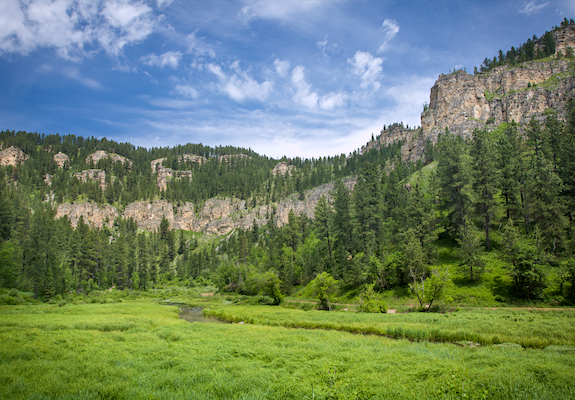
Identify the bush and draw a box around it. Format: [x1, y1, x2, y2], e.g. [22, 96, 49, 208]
[58, 300, 67, 307]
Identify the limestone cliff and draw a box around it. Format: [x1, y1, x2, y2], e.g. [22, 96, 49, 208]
[271, 162, 297, 176]
[53, 152, 69, 168]
[55, 178, 357, 235]
[367, 26, 575, 163]
[0, 146, 28, 167]
[55, 201, 119, 229]
[73, 169, 107, 190]
[369, 58, 575, 163]
[86, 150, 132, 168]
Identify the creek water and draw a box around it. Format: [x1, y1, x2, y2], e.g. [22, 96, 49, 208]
[179, 308, 227, 324]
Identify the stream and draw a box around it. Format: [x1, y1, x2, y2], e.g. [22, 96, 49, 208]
[178, 308, 227, 324]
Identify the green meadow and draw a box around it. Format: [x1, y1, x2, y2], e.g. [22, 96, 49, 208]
[2, 300, 575, 399]
[204, 305, 575, 348]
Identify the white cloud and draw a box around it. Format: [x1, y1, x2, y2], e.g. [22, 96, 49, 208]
[319, 92, 347, 110]
[239, 0, 331, 22]
[62, 67, 103, 90]
[208, 62, 273, 102]
[142, 51, 182, 68]
[382, 75, 435, 128]
[0, 0, 158, 59]
[378, 18, 399, 53]
[518, 1, 549, 15]
[291, 65, 346, 110]
[156, 0, 174, 8]
[186, 31, 216, 58]
[173, 84, 199, 99]
[348, 51, 383, 91]
[274, 59, 290, 78]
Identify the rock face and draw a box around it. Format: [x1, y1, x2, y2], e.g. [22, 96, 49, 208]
[271, 162, 297, 176]
[53, 152, 69, 168]
[0, 147, 28, 167]
[44, 174, 52, 186]
[86, 150, 132, 168]
[55, 177, 355, 235]
[275, 179, 356, 226]
[371, 59, 575, 163]
[73, 169, 107, 190]
[218, 154, 250, 162]
[546, 25, 575, 56]
[150, 154, 206, 173]
[150, 154, 203, 190]
[56, 201, 119, 228]
[366, 26, 575, 163]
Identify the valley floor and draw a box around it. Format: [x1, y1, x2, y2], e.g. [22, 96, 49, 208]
[1, 299, 575, 399]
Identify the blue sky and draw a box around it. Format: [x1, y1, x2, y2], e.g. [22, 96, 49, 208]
[0, 0, 573, 159]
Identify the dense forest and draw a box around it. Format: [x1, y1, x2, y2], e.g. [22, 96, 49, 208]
[1, 99, 575, 305]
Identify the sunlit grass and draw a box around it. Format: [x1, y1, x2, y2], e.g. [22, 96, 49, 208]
[1, 300, 575, 399]
[205, 305, 575, 348]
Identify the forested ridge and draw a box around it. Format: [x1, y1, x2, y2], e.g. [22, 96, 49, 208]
[1, 100, 575, 306]
[2, 21, 575, 308]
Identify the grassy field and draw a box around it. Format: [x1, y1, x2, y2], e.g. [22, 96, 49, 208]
[1, 300, 575, 399]
[204, 305, 575, 348]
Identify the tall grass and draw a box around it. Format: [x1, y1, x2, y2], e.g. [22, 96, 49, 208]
[204, 305, 575, 348]
[1, 301, 575, 399]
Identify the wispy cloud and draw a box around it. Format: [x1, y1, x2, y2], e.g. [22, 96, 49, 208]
[378, 19, 399, 53]
[208, 62, 273, 102]
[518, 1, 549, 15]
[0, 0, 159, 59]
[291, 65, 346, 110]
[348, 51, 383, 91]
[62, 68, 103, 90]
[239, 0, 333, 22]
[274, 59, 290, 78]
[141, 51, 182, 68]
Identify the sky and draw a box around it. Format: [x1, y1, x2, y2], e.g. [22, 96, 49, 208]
[0, 0, 574, 159]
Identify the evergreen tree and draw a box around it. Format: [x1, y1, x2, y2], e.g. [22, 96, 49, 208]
[436, 132, 473, 234]
[352, 162, 382, 256]
[471, 128, 498, 250]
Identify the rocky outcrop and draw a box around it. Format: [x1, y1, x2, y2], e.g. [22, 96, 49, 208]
[55, 177, 356, 235]
[546, 25, 575, 56]
[271, 162, 297, 176]
[362, 124, 416, 155]
[44, 174, 52, 186]
[0, 147, 28, 167]
[150, 155, 202, 190]
[53, 152, 69, 168]
[86, 150, 132, 168]
[371, 59, 575, 163]
[218, 154, 250, 162]
[56, 201, 119, 228]
[150, 154, 206, 173]
[73, 169, 107, 190]
[275, 179, 356, 226]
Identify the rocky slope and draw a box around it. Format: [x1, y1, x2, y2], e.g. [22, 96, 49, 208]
[87, 150, 132, 168]
[56, 178, 356, 235]
[0, 146, 29, 167]
[271, 162, 297, 176]
[368, 26, 575, 163]
[53, 152, 69, 168]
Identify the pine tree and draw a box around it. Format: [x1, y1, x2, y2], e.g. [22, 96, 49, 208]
[314, 195, 334, 268]
[471, 128, 498, 250]
[436, 132, 473, 234]
[352, 162, 382, 256]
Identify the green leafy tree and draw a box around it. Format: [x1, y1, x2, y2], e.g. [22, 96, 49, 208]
[310, 272, 338, 311]
[352, 162, 382, 255]
[409, 265, 452, 311]
[456, 217, 485, 281]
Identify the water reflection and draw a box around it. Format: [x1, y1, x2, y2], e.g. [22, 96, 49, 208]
[179, 308, 226, 324]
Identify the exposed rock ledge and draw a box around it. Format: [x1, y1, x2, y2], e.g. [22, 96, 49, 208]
[55, 178, 357, 235]
[0, 146, 29, 167]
